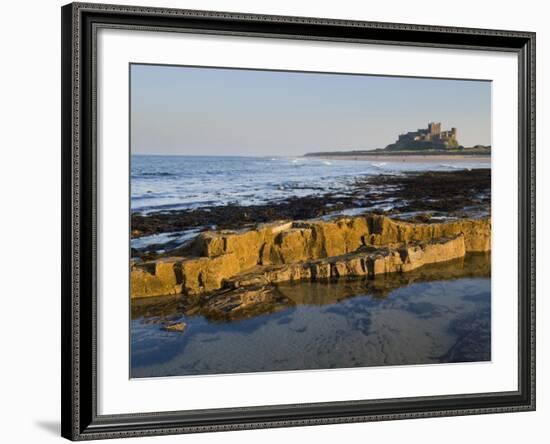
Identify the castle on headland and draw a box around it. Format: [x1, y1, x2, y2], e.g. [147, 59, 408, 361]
[384, 122, 461, 151]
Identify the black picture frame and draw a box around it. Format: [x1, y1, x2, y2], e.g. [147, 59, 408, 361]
[61, 2, 536, 440]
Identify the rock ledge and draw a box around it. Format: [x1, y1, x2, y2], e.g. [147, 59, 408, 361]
[131, 214, 490, 299]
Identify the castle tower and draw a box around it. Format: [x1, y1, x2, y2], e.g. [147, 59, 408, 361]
[428, 122, 441, 137]
[451, 127, 457, 140]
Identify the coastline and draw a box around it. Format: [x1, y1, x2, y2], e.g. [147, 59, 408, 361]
[307, 154, 491, 163]
[130, 164, 493, 376]
[131, 169, 491, 245]
[129, 168, 492, 300]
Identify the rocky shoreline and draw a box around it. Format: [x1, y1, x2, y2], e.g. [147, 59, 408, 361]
[131, 169, 491, 245]
[130, 169, 492, 330]
[131, 213, 491, 302]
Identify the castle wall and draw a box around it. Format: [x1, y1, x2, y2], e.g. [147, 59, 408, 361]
[386, 122, 459, 150]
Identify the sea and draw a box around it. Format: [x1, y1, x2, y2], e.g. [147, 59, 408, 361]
[131, 155, 490, 214]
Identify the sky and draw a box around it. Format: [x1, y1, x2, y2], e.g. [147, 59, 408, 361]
[130, 64, 491, 156]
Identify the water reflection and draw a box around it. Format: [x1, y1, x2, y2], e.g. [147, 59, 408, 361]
[131, 253, 490, 377]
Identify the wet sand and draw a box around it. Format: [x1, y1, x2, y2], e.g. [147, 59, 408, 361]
[310, 154, 491, 163]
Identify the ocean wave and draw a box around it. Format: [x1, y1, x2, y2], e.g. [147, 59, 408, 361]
[130, 155, 489, 214]
[132, 193, 161, 200]
[371, 162, 387, 169]
[439, 163, 465, 170]
[134, 172, 177, 177]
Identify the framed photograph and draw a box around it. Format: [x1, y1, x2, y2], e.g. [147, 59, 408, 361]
[61, 2, 535, 440]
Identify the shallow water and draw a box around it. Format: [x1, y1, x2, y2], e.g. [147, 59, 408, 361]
[130, 254, 491, 378]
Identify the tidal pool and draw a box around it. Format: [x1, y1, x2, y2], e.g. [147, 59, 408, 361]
[130, 253, 491, 378]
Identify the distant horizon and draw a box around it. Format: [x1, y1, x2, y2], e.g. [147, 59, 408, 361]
[131, 64, 491, 156]
[131, 153, 303, 157]
[131, 146, 491, 157]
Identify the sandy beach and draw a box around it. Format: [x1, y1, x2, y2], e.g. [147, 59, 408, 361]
[308, 154, 491, 163]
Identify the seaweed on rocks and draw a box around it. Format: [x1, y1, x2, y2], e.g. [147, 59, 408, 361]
[131, 169, 491, 254]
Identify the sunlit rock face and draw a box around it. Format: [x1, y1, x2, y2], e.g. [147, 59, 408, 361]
[130, 214, 491, 299]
